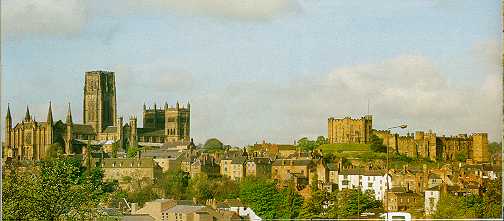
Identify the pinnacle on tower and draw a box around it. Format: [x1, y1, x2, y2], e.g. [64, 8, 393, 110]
[24, 106, 31, 121]
[176, 101, 180, 109]
[47, 101, 53, 124]
[6, 103, 11, 120]
[187, 101, 190, 109]
[66, 103, 73, 124]
[143, 103, 146, 111]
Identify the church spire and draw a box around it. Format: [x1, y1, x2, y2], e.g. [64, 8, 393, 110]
[24, 106, 31, 121]
[47, 101, 53, 124]
[66, 103, 73, 124]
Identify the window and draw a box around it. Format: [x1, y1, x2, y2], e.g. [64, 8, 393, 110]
[368, 183, 373, 188]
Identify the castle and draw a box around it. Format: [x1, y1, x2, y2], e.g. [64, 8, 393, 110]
[328, 115, 489, 163]
[3, 71, 191, 160]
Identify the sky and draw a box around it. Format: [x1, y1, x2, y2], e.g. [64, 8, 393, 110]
[1, 0, 502, 146]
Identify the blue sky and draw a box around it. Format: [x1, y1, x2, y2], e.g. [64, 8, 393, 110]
[2, 0, 502, 146]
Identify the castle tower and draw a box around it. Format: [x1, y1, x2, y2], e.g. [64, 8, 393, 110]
[83, 71, 117, 133]
[472, 133, 489, 163]
[129, 116, 138, 147]
[65, 103, 73, 154]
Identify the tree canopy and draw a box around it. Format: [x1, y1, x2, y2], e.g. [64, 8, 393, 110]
[2, 158, 117, 220]
[369, 134, 387, 153]
[203, 138, 224, 152]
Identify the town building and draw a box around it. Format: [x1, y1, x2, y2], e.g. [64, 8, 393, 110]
[328, 115, 373, 144]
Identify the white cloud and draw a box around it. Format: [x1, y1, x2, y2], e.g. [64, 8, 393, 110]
[121, 0, 300, 20]
[1, 0, 89, 37]
[189, 54, 501, 146]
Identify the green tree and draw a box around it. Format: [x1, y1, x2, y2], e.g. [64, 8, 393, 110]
[316, 136, 328, 146]
[298, 137, 318, 152]
[337, 189, 382, 218]
[277, 183, 304, 219]
[2, 158, 116, 220]
[157, 169, 189, 200]
[188, 173, 213, 203]
[369, 134, 387, 153]
[127, 146, 141, 158]
[203, 138, 224, 153]
[239, 177, 288, 219]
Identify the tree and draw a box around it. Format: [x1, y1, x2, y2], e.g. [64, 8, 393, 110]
[156, 169, 189, 200]
[277, 183, 303, 219]
[369, 134, 387, 153]
[316, 136, 328, 146]
[337, 189, 382, 218]
[2, 158, 116, 220]
[240, 178, 283, 219]
[188, 174, 213, 203]
[127, 146, 141, 158]
[297, 137, 318, 152]
[203, 138, 224, 153]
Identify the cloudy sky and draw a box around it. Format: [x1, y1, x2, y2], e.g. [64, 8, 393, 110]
[2, 0, 502, 146]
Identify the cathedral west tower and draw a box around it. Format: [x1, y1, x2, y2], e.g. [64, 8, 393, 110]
[83, 71, 117, 133]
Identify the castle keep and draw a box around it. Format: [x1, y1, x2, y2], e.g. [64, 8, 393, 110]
[3, 71, 191, 160]
[328, 115, 373, 144]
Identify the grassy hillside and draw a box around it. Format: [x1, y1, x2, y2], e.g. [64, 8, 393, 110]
[317, 143, 370, 153]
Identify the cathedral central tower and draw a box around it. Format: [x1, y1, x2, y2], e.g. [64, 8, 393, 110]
[83, 71, 117, 132]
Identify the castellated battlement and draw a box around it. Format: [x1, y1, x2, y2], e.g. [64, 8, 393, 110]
[328, 114, 490, 163]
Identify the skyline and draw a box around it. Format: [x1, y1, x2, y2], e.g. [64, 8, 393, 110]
[2, 0, 502, 146]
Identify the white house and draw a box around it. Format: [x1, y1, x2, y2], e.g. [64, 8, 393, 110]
[338, 169, 391, 201]
[424, 186, 440, 215]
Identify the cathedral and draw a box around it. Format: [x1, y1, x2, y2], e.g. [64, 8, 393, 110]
[3, 71, 191, 160]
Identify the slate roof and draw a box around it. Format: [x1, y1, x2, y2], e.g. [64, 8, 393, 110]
[327, 163, 339, 171]
[103, 126, 117, 133]
[163, 205, 206, 214]
[72, 124, 96, 135]
[140, 129, 165, 137]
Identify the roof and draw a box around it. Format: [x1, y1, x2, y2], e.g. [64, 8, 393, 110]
[429, 174, 442, 179]
[122, 215, 155, 221]
[249, 157, 271, 165]
[426, 186, 441, 191]
[96, 157, 156, 168]
[327, 163, 339, 171]
[140, 129, 165, 137]
[72, 124, 96, 135]
[223, 199, 243, 207]
[389, 187, 407, 193]
[102, 126, 117, 133]
[142, 149, 183, 158]
[163, 205, 206, 214]
[339, 169, 385, 176]
[272, 159, 312, 166]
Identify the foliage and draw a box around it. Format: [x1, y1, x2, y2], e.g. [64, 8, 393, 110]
[434, 179, 502, 219]
[239, 177, 303, 219]
[299, 188, 330, 219]
[127, 146, 141, 158]
[2, 158, 116, 220]
[203, 138, 224, 152]
[455, 150, 468, 162]
[126, 184, 159, 208]
[46, 143, 64, 159]
[488, 142, 501, 155]
[156, 169, 189, 200]
[316, 136, 328, 146]
[297, 137, 318, 152]
[369, 134, 387, 153]
[111, 142, 119, 158]
[337, 189, 382, 218]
